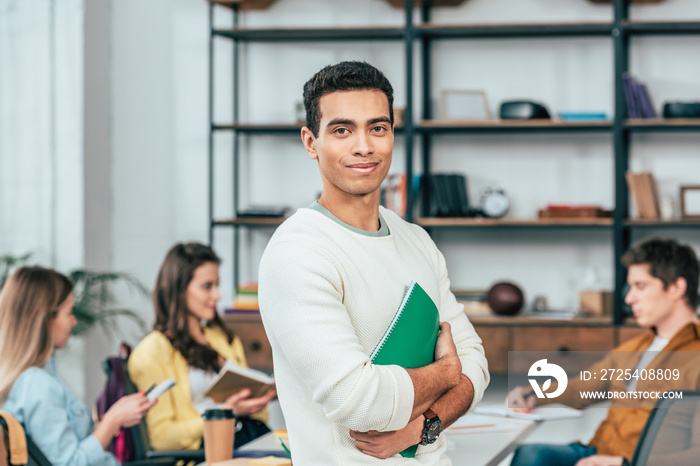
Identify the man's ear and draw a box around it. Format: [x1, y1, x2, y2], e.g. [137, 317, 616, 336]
[670, 276, 688, 301]
[301, 127, 318, 160]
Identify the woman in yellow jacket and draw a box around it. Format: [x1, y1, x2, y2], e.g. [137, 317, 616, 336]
[128, 242, 276, 451]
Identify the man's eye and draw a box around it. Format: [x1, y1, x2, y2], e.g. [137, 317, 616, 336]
[372, 126, 387, 133]
[335, 128, 349, 135]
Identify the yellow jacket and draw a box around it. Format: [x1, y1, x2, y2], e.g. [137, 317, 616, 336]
[128, 327, 259, 451]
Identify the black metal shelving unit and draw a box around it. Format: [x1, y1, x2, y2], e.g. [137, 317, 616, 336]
[208, 0, 700, 323]
[207, 1, 414, 290]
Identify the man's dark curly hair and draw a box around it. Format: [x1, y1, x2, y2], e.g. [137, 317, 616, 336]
[303, 61, 394, 138]
[622, 237, 699, 309]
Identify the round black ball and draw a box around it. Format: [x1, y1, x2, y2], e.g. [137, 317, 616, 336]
[486, 282, 524, 316]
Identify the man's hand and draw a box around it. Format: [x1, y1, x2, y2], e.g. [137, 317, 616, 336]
[575, 455, 624, 466]
[350, 416, 424, 459]
[434, 322, 462, 387]
[505, 385, 536, 413]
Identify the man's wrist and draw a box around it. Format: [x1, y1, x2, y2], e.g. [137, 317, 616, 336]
[419, 408, 442, 446]
[435, 355, 461, 390]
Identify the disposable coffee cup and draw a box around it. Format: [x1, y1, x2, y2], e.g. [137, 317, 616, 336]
[202, 408, 236, 463]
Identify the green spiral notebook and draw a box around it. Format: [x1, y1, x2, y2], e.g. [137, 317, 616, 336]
[370, 281, 440, 458]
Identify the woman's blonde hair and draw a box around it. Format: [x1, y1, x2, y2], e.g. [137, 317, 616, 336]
[0, 266, 73, 401]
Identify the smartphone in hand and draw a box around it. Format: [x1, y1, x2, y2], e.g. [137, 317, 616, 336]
[146, 378, 176, 402]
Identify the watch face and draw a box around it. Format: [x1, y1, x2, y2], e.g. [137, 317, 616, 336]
[422, 414, 442, 445]
[482, 192, 509, 218]
[427, 419, 441, 439]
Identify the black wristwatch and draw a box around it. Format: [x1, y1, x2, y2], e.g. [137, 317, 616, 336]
[420, 408, 442, 446]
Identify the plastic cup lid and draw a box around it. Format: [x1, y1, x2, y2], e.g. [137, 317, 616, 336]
[202, 408, 235, 420]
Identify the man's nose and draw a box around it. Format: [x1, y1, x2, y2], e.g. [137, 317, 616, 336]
[353, 132, 373, 156]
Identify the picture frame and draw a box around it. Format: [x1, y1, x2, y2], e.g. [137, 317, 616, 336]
[679, 185, 700, 220]
[440, 90, 490, 121]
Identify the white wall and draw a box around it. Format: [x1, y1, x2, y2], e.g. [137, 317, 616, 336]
[0, 0, 85, 397]
[0, 0, 83, 272]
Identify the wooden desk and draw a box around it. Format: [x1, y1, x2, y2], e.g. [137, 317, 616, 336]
[445, 415, 538, 466]
[200, 417, 538, 466]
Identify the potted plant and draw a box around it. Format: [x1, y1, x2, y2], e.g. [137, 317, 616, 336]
[0, 253, 147, 337]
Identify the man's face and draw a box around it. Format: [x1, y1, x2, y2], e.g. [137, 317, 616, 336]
[625, 263, 682, 329]
[302, 89, 393, 201]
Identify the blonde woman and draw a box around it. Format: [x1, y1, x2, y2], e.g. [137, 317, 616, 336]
[0, 266, 155, 466]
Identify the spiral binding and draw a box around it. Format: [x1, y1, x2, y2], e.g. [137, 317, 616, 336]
[370, 281, 417, 361]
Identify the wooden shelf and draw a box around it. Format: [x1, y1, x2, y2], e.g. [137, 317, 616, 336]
[417, 119, 612, 133]
[625, 118, 700, 132]
[213, 122, 405, 133]
[209, 0, 276, 11]
[214, 217, 286, 226]
[470, 315, 613, 327]
[416, 21, 613, 39]
[625, 219, 700, 228]
[221, 312, 262, 324]
[416, 217, 613, 228]
[213, 122, 302, 134]
[213, 25, 405, 42]
[623, 20, 700, 35]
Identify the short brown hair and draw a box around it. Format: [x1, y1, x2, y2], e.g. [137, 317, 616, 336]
[303, 61, 394, 138]
[622, 237, 699, 309]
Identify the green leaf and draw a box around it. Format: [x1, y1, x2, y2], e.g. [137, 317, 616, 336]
[0, 254, 148, 339]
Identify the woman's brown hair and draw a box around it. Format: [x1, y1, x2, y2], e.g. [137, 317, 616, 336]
[153, 242, 233, 372]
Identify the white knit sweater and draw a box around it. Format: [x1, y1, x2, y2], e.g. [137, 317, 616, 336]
[258, 206, 489, 465]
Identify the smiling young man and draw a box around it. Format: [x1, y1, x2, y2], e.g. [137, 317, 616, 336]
[258, 61, 489, 464]
[507, 237, 700, 466]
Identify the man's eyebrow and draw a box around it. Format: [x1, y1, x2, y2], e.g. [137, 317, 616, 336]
[368, 117, 392, 126]
[326, 118, 356, 127]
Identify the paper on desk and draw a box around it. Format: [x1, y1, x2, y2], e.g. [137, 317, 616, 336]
[445, 413, 523, 434]
[474, 403, 582, 421]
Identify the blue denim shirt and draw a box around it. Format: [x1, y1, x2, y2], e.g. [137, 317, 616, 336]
[1, 358, 119, 466]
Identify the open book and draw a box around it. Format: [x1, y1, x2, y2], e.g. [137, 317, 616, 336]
[204, 365, 275, 403]
[474, 403, 582, 421]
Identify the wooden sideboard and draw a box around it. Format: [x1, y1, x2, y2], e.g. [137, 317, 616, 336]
[223, 313, 648, 374]
[222, 313, 274, 371]
[472, 316, 648, 373]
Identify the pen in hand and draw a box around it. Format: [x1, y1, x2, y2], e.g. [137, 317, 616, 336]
[510, 389, 536, 409]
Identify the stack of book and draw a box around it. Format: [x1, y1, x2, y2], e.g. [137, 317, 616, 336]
[622, 73, 657, 119]
[537, 204, 612, 219]
[225, 282, 259, 314]
[423, 173, 472, 217]
[626, 172, 661, 219]
[380, 173, 407, 218]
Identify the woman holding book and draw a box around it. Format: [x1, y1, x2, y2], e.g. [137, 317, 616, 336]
[128, 242, 275, 451]
[0, 266, 155, 465]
